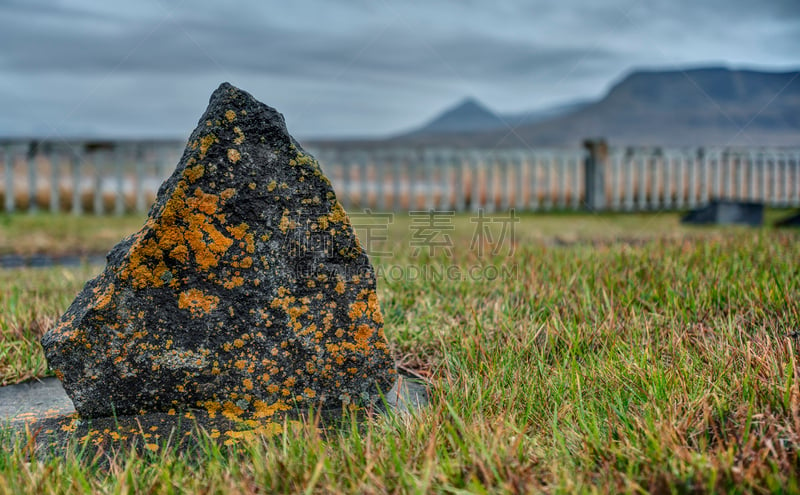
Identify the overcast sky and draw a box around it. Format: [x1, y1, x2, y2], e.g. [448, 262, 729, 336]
[0, 0, 798, 139]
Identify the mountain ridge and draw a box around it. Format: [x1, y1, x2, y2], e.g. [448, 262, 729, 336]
[304, 66, 800, 149]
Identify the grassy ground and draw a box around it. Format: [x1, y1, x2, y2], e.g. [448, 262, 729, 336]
[1, 211, 799, 493]
[0, 208, 792, 256]
[0, 213, 147, 256]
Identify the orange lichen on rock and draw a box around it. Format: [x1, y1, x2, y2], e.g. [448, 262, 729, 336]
[233, 126, 245, 145]
[184, 163, 205, 183]
[199, 134, 217, 159]
[93, 283, 115, 310]
[120, 178, 249, 287]
[178, 289, 219, 317]
[328, 201, 348, 224]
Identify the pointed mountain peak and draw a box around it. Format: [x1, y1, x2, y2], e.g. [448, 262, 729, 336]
[451, 96, 492, 112]
[412, 96, 505, 135]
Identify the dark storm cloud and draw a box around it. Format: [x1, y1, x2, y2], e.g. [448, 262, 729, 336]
[0, 8, 617, 85]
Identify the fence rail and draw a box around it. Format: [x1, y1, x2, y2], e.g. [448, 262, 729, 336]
[1, 139, 799, 214]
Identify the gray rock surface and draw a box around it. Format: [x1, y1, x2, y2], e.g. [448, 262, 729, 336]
[0, 377, 75, 428]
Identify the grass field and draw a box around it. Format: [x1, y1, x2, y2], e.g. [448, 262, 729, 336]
[1, 211, 799, 493]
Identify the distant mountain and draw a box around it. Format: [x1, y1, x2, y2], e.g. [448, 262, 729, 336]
[502, 100, 591, 128]
[398, 97, 590, 137]
[404, 97, 506, 135]
[388, 67, 800, 148]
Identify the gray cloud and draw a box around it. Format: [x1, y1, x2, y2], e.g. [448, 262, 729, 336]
[0, 11, 619, 84]
[0, 0, 797, 138]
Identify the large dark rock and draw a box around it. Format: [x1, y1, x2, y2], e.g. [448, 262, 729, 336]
[681, 199, 764, 226]
[42, 83, 396, 423]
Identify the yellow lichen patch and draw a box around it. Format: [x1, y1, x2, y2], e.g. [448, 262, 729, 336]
[60, 421, 77, 432]
[94, 283, 115, 310]
[223, 276, 245, 290]
[225, 109, 236, 122]
[220, 188, 236, 201]
[367, 291, 384, 324]
[348, 301, 367, 320]
[145, 443, 159, 452]
[244, 234, 255, 253]
[334, 280, 345, 295]
[354, 324, 374, 351]
[289, 151, 317, 168]
[227, 148, 241, 163]
[222, 401, 245, 421]
[328, 201, 348, 224]
[223, 422, 284, 445]
[278, 210, 296, 233]
[121, 180, 242, 287]
[227, 223, 249, 240]
[187, 188, 220, 215]
[267, 180, 277, 192]
[233, 126, 245, 145]
[178, 289, 219, 317]
[169, 244, 189, 263]
[243, 378, 254, 390]
[199, 134, 217, 159]
[202, 400, 222, 418]
[184, 163, 205, 182]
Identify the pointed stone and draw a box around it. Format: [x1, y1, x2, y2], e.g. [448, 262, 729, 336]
[42, 83, 396, 422]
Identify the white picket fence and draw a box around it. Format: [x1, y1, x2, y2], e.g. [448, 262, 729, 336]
[1, 139, 799, 214]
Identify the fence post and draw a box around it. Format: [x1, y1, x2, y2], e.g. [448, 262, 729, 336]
[543, 154, 553, 211]
[675, 153, 685, 209]
[624, 149, 634, 211]
[500, 152, 512, 211]
[393, 150, 404, 211]
[687, 151, 696, 208]
[440, 149, 454, 211]
[115, 144, 126, 215]
[662, 150, 672, 209]
[359, 151, 370, 210]
[529, 154, 539, 211]
[135, 144, 147, 213]
[793, 152, 800, 207]
[455, 151, 467, 212]
[583, 139, 608, 211]
[609, 152, 620, 211]
[515, 152, 527, 211]
[557, 154, 567, 209]
[375, 150, 386, 211]
[27, 141, 38, 214]
[92, 150, 103, 214]
[71, 147, 83, 215]
[3, 144, 13, 213]
[780, 152, 788, 206]
[49, 143, 60, 213]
